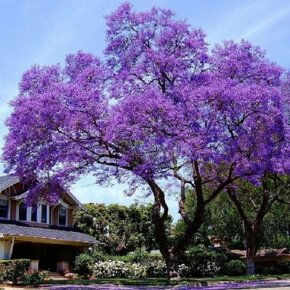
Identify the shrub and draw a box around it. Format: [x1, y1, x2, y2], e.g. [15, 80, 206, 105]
[75, 253, 94, 278]
[256, 265, 276, 275]
[256, 261, 290, 275]
[146, 259, 167, 278]
[92, 251, 107, 262]
[129, 250, 150, 263]
[178, 263, 191, 277]
[92, 258, 190, 278]
[92, 259, 164, 278]
[23, 270, 49, 286]
[184, 246, 229, 277]
[102, 251, 151, 263]
[274, 261, 290, 274]
[107, 255, 133, 263]
[93, 260, 130, 278]
[0, 259, 30, 285]
[225, 260, 246, 276]
[129, 263, 148, 278]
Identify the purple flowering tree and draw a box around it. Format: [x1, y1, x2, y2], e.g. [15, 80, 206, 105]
[3, 4, 289, 278]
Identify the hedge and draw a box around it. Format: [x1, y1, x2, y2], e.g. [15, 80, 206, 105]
[0, 259, 30, 285]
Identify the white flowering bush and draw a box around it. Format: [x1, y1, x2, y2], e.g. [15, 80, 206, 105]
[178, 263, 191, 277]
[128, 263, 148, 278]
[93, 260, 130, 278]
[146, 259, 167, 277]
[93, 259, 169, 278]
[92, 257, 190, 278]
[93, 260, 148, 278]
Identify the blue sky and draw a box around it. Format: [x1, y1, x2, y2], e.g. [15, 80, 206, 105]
[0, 0, 290, 219]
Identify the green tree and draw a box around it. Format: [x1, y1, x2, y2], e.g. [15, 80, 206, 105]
[258, 202, 290, 249]
[174, 177, 290, 275]
[206, 194, 245, 249]
[74, 203, 165, 254]
[226, 175, 290, 274]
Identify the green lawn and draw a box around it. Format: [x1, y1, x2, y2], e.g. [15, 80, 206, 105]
[43, 274, 290, 286]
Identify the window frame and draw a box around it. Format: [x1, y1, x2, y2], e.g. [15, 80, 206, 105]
[41, 204, 48, 224]
[30, 204, 38, 222]
[58, 207, 67, 227]
[0, 196, 10, 220]
[18, 202, 27, 221]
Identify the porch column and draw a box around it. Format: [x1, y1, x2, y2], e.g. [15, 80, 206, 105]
[0, 240, 11, 259]
[8, 237, 15, 259]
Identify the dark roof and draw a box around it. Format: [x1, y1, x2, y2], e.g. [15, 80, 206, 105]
[0, 175, 20, 193]
[0, 221, 97, 244]
[230, 249, 290, 258]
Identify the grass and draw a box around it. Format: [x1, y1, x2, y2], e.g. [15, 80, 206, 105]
[43, 274, 290, 286]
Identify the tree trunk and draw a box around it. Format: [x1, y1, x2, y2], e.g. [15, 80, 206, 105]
[146, 178, 206, 279]
[166, 251, 180, 280]
[246, 236, 256, 275]
[246, 258, 255, 275]
[227, 187, 270, 276]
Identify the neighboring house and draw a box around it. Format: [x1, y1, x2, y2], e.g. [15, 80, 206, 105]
[0, 175, 97, 272]
[208, 236, 290, 267]
[230, 248, 290, 266]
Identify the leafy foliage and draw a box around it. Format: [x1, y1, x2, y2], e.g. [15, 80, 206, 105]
[182, 246, 229, 277]
[74, 253, 94, 278]
[225, 260, 246, 276]
[23, 270, 49, 286]
[75, 203, 164, 254]
[259, 202, 290, 249]
[0, 259, 30, 285]
[177, 181, 290, 251]
[91, 258, 190, 278]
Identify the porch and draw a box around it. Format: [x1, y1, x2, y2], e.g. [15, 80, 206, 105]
[12, 242, 83, 272]
[0, 221, 97, 272]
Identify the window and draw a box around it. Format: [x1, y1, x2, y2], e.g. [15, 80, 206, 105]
[0, 199, 8, 219]
[58, 207, 67, 226]
[19, 202, 27, 221]
[50, 206, 53, 224]
[31, 204, 37, 222]
[41, 204, 47, 223]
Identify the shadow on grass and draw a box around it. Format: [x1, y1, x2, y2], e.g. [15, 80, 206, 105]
[43, 274, 290, 287]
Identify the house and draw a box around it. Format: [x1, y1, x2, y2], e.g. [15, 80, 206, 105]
[208, 235, 290, 267]
[0, 175, 97, 272]
[230, 249, 290, 266]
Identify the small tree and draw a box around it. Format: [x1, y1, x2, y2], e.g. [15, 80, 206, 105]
[227, 175, 290, 274]
[3, 4, 289, 278]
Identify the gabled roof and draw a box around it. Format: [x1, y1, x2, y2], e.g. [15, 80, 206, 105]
[0, 175, 20, 193]
[0, 220, 98, 245]
[0, 174, 82, 207]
